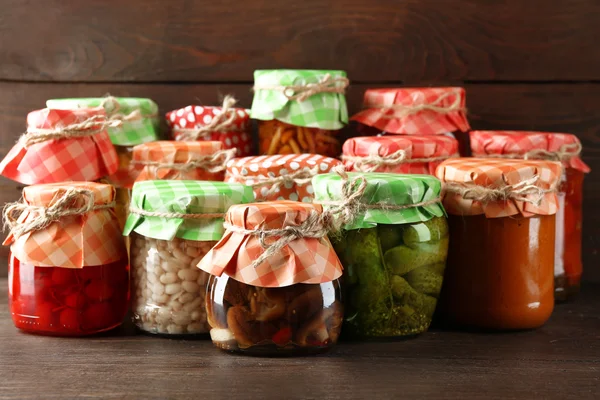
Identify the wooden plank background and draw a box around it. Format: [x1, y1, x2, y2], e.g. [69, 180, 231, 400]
[0, 0, 599, 281]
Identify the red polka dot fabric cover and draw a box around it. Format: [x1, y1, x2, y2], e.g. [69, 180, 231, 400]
[225, 154, 342, 202]
[166, 105, 253, 157]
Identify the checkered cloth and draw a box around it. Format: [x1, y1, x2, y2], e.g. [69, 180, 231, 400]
[225, 154, 342, 202]
[132, 140, 226, 182]
[167, 104, 253, 157]
[4, 182, 126, 268]
[124, 180, 254, 241]
[198, 201, 343, 287]
[251, 69, 349, 130]
[343, 135, 458, 175]
[435, 158, 562, 218]
[312, 172, 445, 230]
[470, 131, 590, 173]
[46, 97, 160, 146]
[351, 87, 470, 135]
[0, 108, 119, 185]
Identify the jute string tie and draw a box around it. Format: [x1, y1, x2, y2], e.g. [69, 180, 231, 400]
[253, 74, 350, 102]
[176, 96, 241, 141]
[128, 207, 223, 220]
[3, 188, 115, 239]
[21, 115, 122, 147]
[342, 148, 459, 172]
[373, 90, 466, 118]
[473, 142, 582, 162]
[131, 148, 236, 178]
[239, 166, 321, 198]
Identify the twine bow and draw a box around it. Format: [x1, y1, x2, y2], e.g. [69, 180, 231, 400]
[241, 166, 320, 198]
[3, 188, 115, 239]
[473, 142, 582, 162]
[176, 96, 241, 141]
[342, 149, 459, 172]
[21, 115, 122, 147]
[374, 90, 466, 118]
[100, 95, 157, 123]
[132, 148, 237, 179]
[253, 74, 349, 102]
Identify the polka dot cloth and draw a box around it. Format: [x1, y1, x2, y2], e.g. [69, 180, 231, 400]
[166, 105, 253, 156]
[225, 154, 343, 202]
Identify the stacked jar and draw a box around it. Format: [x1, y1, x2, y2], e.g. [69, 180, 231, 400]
[199, 201, 344, 355]
[469, 131, 590, 301]
[3, 182, 129, 335]
[251, 69, 349, 157]
[167, 96, 254, 157]
[46, 97, 160, 228]
[313, 171, 448, 338]
[225, 154, 342, 202]
[350, 88, 471, 156]
[124, 180, 254, 336]
[436, 158, 562, 330]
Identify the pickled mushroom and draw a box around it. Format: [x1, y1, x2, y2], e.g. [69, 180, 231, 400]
[250, 288, 286, 322]
[226, 306, 276, 348]
[287, 285, 325, 323]
[296, 302, 343, 346]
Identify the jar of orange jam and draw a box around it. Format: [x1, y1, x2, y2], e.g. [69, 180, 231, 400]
[435, 158, 562, 330]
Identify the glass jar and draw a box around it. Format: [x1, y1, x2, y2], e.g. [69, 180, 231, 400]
[225, 154, 342, 202]
[123, 180, 254, 337]
[469, 131, 590, 301]
[313, 172, 448, 338]
[251, 69, 349, 158]
[436, 158, 563, 330]
[342, 135, 458, 175]
[3, 182, 128, 336]
[198, 201, 344, 355]
[350, 87, 471, 156]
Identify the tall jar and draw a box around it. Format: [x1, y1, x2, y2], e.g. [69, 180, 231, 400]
[251, 70, 349, 157]
[342, 135, 458, 175]
[470, 131, 590, 301]
[124, 180, 254, 336]
[199, 201, 344, 355]
[132, 141, 234, 182]
[3, 182, 129, 336]
[0, 108, 119, 185]
[436, 158, 562, 330]
[313, 172, 448, 338]
[47, 97, 160, 228]
[225, 154, 342, 202]
[350, 88, 471, 156]
[167, 96, 253, 157]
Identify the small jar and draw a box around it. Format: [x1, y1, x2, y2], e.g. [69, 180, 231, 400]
[167, 96, 253, 157]
[0, 108, 119, 185]
[342, 135, 458, 175]
[470, 131, 590, 301]
[132, 141, 234, 182]
[199, 201, 344, 355]
[436, 158, 562, 330]
[225, 154, 342, 202]
[3, 182, 129, 336]
[350, 87, 471, 156]
[123, 180, 254, 336]
[251, 70, 349, 157]
[313, 172, 448, 338]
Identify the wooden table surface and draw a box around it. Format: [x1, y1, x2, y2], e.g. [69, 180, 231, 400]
[0, 278, 598, 400]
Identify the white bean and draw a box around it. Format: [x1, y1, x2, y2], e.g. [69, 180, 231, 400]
[160, 272, 178, 285]
[178, 268, 199, 282]
[182, 281, 200, 293]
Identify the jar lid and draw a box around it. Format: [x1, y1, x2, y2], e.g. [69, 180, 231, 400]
[3, 181, 125, 268]
[124, 180, 254, 241]
[470, 130, 590, 173]
[198, 200, 344, 287]
[225, 154, 342, 201]
[350, 87, 470, 135]
[435, 157, 562, 217]
[0, 108, 119, 185]
[46, 97, 159, 146]
[251, 69, 349, 130]
[342, 135, 459, 174]
[312, 172, 445, 230]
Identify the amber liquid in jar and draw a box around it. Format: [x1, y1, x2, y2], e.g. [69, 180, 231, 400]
[554, 168, 584, 301]
[9, 254, 130, 336]
[258, 120, 341, 157]
[440, 214, 555, 330]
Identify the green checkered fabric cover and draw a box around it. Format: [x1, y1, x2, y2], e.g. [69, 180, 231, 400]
[312, 172, 445, 230]
[46, 97, 160, 146]
[250, 70, 348, 130]
[123, 180, 254, 241]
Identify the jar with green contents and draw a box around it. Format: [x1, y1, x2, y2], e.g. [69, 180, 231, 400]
[312, 172, 448, 338]
[46, 97, 160, 228]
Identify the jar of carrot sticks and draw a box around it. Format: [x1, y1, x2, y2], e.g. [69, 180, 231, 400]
[251, 70, 349, 157]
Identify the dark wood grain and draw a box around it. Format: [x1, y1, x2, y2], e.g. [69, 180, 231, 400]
[0, 278, 598, 399]
[1, 0, 600, 82]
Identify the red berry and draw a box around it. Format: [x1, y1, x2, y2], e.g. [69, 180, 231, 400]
[59, 309, 80, 331]
[81, 265, 104, 281]
[272, 326, 292, 346]
[82, 302, 116, 331]
[36, 301, 59, 330]
[84, 280, 115, 302]
[64, 292, 87, 309]
[51, 268, 76, 286]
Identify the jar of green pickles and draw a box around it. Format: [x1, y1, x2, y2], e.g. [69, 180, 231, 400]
[312, 172, 448, 338]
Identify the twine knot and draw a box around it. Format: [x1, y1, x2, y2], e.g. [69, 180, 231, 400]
[21, 115, 121, 147]
[100, 95, 157, 123]
[254, 74, 349, 102]
[132, 148, 236, 179]
[242, 166, 321, 198]
[176, 96, 241, 141]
